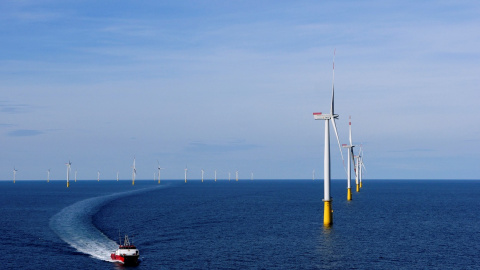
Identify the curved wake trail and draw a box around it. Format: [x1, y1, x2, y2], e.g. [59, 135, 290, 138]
[50, 185, 166, 262]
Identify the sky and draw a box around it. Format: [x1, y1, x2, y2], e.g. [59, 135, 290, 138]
[1, 0, 479, 180]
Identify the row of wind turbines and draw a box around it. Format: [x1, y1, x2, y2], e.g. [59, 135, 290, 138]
[313, 50, 367, 227]
[10, 158, 256, 186]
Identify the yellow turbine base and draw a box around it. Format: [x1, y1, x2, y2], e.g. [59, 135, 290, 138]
[356, 184, 360, 192]
[347, 188, 352, 201]
[323, 200, 333, 226]
[360, 182, 363, 188]
[132, 180, 135, 186]
[67, 182, 69, 188]
[158, 180, 160, 184]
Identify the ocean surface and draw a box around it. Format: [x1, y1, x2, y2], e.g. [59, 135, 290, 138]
[1, 179, 479, 269]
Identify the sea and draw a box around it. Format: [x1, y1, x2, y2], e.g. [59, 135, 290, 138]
[1, 179, 479, 269]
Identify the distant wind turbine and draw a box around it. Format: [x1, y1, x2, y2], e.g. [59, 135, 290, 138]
[313, 169, 315, 181]
[47, 169, 50, 183]
[75, 170, 77, 182]
[201, 169, 204, 183]
[132, 157, 136, 186]
[184, 165, 188, 183]
[13, 167, 18, 183]
[312, 50, 344, 226]
[228, 172, 231, 181]
[157, 161, 164, 184]
[235, 170, 239, 182]
[117, 171, 119, 181]
[342, 116, 355, 201]
[65, 161, 72, 188]
[214, 170, 217, 182]
[98, 170, 100, 182]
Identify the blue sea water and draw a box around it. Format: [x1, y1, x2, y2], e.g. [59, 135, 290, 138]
[1, 179, 479, 269]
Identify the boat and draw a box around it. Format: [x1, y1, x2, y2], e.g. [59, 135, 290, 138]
[111, 235, 139, 265]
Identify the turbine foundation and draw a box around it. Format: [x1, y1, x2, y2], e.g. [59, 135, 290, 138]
[323, 200, 333, 226]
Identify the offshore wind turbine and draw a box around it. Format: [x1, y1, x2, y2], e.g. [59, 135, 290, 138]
[313, 169, 315, 181]
[214, 170, 217, 182]
[235, 170, 239, 181]
[13, 167, 18, 183]
[47, 169, 50, 183]
[97, 170, 100, 182]
[157, 161, 164, 184]
[201, 169, 204, 183]
[312, 50, 345, 226]
[228, 172, 231, 181]
[117, 171, 119, 181]
[75, 170, 77, 182]
[65, 161, 72, 187]
[342, 116, 355, 201]
[132, 157, 136, 185]
[184, 165, 188, 183]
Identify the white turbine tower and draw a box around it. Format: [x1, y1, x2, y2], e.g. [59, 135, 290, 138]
[201, 169, 204, 183]
[97, 170, 100, 182]
[117, 171, 119, 181]
[47, 169, 50, 183]
[342, 116, 355, 201]
[235, 170, 239, 181]
[132, 157, 136, 186]
[312, 50, 344, 227]
[184, 165, 188, 183]
[214, 170, 217, 182]
[13, 167, 18, 183]
[228, 172, 231, 181]
[65, 161, 72, 188]
[157, 161, 164, 184]
[75, 170, 77, 182]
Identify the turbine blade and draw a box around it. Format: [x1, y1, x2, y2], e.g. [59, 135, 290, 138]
[349, 116, 352, 146]
[331, 117, 346, 173]
[331, 49, 335, 115]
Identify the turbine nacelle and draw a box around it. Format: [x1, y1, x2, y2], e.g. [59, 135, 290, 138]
[313, 112, 338, 120]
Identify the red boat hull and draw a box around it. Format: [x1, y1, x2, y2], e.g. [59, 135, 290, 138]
[111, 253, 139, 265]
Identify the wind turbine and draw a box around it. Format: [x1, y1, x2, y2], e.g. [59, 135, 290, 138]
[235, 170, 239, 181]
[312, 50, 344, 226]
[358, 145, 366, 188]
[157, 161, 164, 184]
[75, 170, 77, 182]
[65, 161, 72, 188]
[313, 169, 315, 181]
[342, 116, 355, 201]
[47, 169, 50, 183]
[201, 169, 204, 183]
[184, 165, 188, 183]
[13, 167, 18, 183]
[132, 157, 136, 186]
[214, 170, 217, 182]
[117, 171, 119, 181]
[97, 170, 100, 182]
[228, 172, 231, 181]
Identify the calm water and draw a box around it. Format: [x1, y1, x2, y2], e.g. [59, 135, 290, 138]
[1, 179, 479, 269]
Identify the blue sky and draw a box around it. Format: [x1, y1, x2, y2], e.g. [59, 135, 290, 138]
[1, 0, 479, 180]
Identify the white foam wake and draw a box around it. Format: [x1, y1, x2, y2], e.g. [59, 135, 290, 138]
[50, 185, 164, 262]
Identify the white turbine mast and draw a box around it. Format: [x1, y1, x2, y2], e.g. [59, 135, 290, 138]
[65, 160, 72, 187]
[312, 49, 344, 226]
[201, 169, 204, 183]
[13, 166, 18, 183]
[184, 165, 188, 183]
[157, 160, 164, 184]
[132, 157, 136, 185]
[342, 115, 355, 200]
[47, 169, 50, 183]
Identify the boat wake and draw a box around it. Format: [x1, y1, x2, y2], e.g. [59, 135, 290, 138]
[50, 185, 166, 262]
